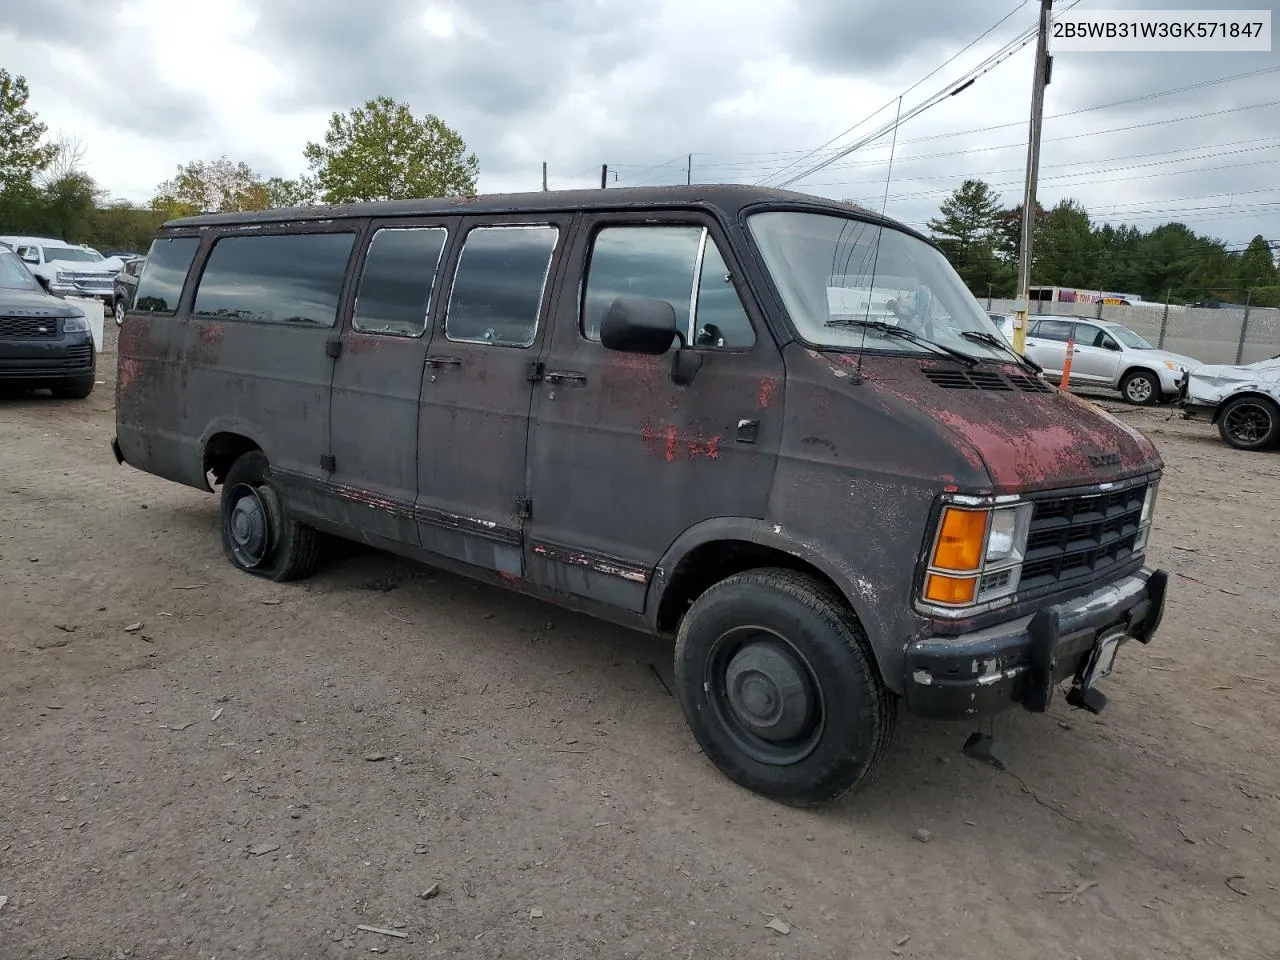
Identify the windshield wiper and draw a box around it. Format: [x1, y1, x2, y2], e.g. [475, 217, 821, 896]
[825, 318, 978, 367]
[959, 330, 1043, 374]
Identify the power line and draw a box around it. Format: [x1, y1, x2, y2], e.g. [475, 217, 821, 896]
[761, 0, 1038, 187]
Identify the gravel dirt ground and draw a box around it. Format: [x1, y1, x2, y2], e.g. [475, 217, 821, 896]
[2, 348, 1277, 960]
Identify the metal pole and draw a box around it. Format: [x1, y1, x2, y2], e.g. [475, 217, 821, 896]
[1012, 0, 1053, 355]
[687, 154, 692, 185]
[1158, 288, 1170, 348]
[1235, 288, 1253, 365]
[600, 164, 608, 189]
[542, 161, 548, 191]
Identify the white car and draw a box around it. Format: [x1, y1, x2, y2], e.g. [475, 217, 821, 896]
[1181, 355, 1280, 451]
[0, 235, 121, 306]
[998, 315, 1199, 406]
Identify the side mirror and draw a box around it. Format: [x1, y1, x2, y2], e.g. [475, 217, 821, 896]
[21, 253, 39, 265]
[1104, 340, 1120, 351]
[600, 296, 677, 355]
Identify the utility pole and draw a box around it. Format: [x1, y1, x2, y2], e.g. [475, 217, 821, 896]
[686, 154, 692, 185]
[600, 164, 608, 189]
[1012, 0, 1053, 355]
[542, 161, 548, 191]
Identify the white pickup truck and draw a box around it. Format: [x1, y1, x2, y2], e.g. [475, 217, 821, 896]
[0, 235, 123, 306]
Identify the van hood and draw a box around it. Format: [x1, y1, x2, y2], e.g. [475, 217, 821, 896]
[819, 352, 1161, 493]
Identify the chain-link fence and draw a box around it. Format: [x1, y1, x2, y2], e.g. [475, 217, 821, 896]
[986, 298, 1280, 366]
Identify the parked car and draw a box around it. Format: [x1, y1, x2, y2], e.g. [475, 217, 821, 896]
[0, 235, 121, 306]
[113, 185, 1168, 806]
[0, 245, 96, 398]
[997, 314, 1198, 405]
[1181, 355, 1280, 450]
[112, 256, 146, 325]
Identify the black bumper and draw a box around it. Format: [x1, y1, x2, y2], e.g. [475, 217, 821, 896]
[0, 334, 95, 384]
[903, 568, 1168, 719]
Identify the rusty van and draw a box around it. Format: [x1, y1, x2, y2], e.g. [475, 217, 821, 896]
[112, 186, 1168, 805]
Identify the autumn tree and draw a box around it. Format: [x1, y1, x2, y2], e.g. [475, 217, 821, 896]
[150, 156, 270, 217]
[303, 96, 478, 203]
[0, 68, 56, 195]
[265, 175, 316, 208]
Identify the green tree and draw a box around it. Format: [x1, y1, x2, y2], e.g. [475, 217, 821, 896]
[928, 180, 1000, 263]
[265, 175, 316, 208]
[303, 96, 478, 203]
[1236, 235, 1278, 298]
[1034, 199, 1095, 289]
[0, 68, 56, 196]
[150, 156, 270, 217]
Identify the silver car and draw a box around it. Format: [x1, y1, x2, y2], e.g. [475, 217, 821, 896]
[999, 315, 1199, 406]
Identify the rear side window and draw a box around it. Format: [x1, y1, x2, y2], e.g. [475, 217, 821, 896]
[582, 225, 755, 348]
[134, 237, 200, 313]
[1034, 319, 1074, 342]
[194, 232, 355, 326]
[445, 225, 558, 347]
[353, 226, 448, 337]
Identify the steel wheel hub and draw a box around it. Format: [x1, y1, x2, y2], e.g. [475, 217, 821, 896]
[228, 484, 271, 567]
[724, 641, 814, 742]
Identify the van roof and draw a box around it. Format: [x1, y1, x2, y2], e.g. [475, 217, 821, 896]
[160, 183, 933, 244]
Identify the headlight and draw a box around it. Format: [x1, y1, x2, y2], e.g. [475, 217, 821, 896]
[56, 270, 72, 283]
[1163, 361, 1182, 372]
[1134, 481, 1159, 551]
[63, 313, 89, 333]
[921, 501, 1033, 611]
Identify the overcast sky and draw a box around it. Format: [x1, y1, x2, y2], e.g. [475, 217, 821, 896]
[2, 0, 1276, 250]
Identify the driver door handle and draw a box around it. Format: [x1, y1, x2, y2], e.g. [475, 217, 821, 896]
[425, 355, 462, 369]
[545, 370, 587, 385]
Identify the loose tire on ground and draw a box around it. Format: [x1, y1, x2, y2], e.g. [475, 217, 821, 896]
[1217, 394, 1280, 451]
[1120, 369, 1160, 406]
[673, 567, 896, 807]
[219, 451, 320, 582]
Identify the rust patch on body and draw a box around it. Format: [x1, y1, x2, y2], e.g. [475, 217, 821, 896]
[641, 419, 723, 463]
[757, 376, 778, 409]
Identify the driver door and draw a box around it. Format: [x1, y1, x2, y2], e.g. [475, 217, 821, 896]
[1069, 322, 1123, 384]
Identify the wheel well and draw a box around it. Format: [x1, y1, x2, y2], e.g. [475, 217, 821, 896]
[1120, 365, 1158, 384]
[204, 433, 260, 486]
[1213, 391, 1280, 424]
[656, 539, 850, 635]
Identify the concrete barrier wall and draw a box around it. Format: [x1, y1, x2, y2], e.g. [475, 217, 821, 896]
[985, 298, 1280, 366]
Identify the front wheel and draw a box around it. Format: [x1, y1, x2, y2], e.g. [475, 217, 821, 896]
[114, 298, 126, 326]
[674, 568, 896, 807]
[219, 451, 320, 581]
[1120, 370, 1160, 406]
[1218, 395, 1280, 451]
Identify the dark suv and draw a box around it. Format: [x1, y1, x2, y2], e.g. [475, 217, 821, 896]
[0, 246, 96, 398]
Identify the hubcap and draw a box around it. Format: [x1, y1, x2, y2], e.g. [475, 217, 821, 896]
[115, 302, 125, 325]
[227, 483, 271, 567]
[706, 627, 824, 766]
[1127, 377, 1153, 402]
[1225, 403, 1272, 446]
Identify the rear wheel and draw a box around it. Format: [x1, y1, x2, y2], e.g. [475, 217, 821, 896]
[114, 298, 126, 326]
[1218, 395, 1280, 451]
[219, 451, 320, 581]
[1120, 370, 1160, 406]
[674, 568, 895, 807]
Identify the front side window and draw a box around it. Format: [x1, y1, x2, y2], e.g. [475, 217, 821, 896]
[747, 211, 1008, 361]
[581, 225, 755, 348]
[1074, 323, 1104, 347]
[445, 225, 558, 347]
[353, 226, 448, 337]
[134, 237, 200, 313]
[194, 232, 355, 326]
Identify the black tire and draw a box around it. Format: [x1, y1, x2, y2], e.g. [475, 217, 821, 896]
[219, 451, 320, 581]
[1120, 369, 1160, 406]
[673, 568, 896, 807]
[1217, 395, 1280, 451]
[51, 379, 94, 400]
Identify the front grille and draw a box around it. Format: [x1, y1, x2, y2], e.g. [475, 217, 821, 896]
[1020, 482, 1147, 590]
[0, 316, 60, 338]
[66, 343, 94, 366]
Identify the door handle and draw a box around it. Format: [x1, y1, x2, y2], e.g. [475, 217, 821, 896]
[425, 356, 462, 368]
[545, 370, 587, 385]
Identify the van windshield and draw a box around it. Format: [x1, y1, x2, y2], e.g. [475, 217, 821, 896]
[747, 211, 1008, 361]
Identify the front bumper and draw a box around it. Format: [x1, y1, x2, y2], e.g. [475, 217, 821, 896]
[903, 568, 1167, 719]
[0, 334, 96, 383]
[49, 279, 114, 301]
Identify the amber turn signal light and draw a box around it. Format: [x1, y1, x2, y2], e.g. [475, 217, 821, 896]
[924, 573, 978, 605]
[931, 507, 989, 573]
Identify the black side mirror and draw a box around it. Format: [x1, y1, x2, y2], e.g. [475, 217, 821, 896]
[600, 296, 678, 355]
[1104, 340, 1120, 351]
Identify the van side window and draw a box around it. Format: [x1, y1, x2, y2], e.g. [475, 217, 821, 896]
[1034, 319, 1074, 342]
[581, 225, 755, 348]
[134, 237, 200, 313]
[444, 225, 558, 347]
[353, 227, 448, 337]
[193, 233, 356, 326]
